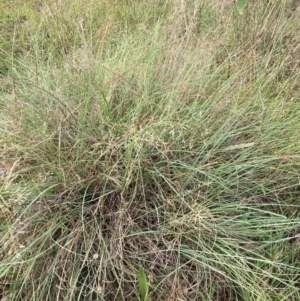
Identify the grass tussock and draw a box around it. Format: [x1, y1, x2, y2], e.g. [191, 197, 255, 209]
[1, 0, 300, 300]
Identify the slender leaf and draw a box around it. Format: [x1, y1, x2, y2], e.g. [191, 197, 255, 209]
[138, 267, 149, 301]
[236, 0, 247, 15]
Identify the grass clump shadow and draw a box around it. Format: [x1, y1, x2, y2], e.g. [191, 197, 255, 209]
[1, 0, 300, 300]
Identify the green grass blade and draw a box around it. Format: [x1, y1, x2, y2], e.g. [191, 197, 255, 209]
[237, 0, 247, 15]
[138, 267, 149, 301]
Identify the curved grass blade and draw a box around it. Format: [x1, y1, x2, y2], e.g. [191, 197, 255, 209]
[237, 0, 247, 15]
[138, 267, 149, 301]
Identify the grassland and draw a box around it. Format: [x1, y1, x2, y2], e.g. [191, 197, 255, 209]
[1, 0, 300, 300]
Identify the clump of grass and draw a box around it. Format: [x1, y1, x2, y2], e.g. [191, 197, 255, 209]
[1, 0, 300, 300]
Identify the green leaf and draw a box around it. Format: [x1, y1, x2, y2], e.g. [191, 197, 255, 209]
[138, 267, 149, 301]
[236, 0, 247, 15]
[0, 217, 8, 231]
[100, 90, 115, 121]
